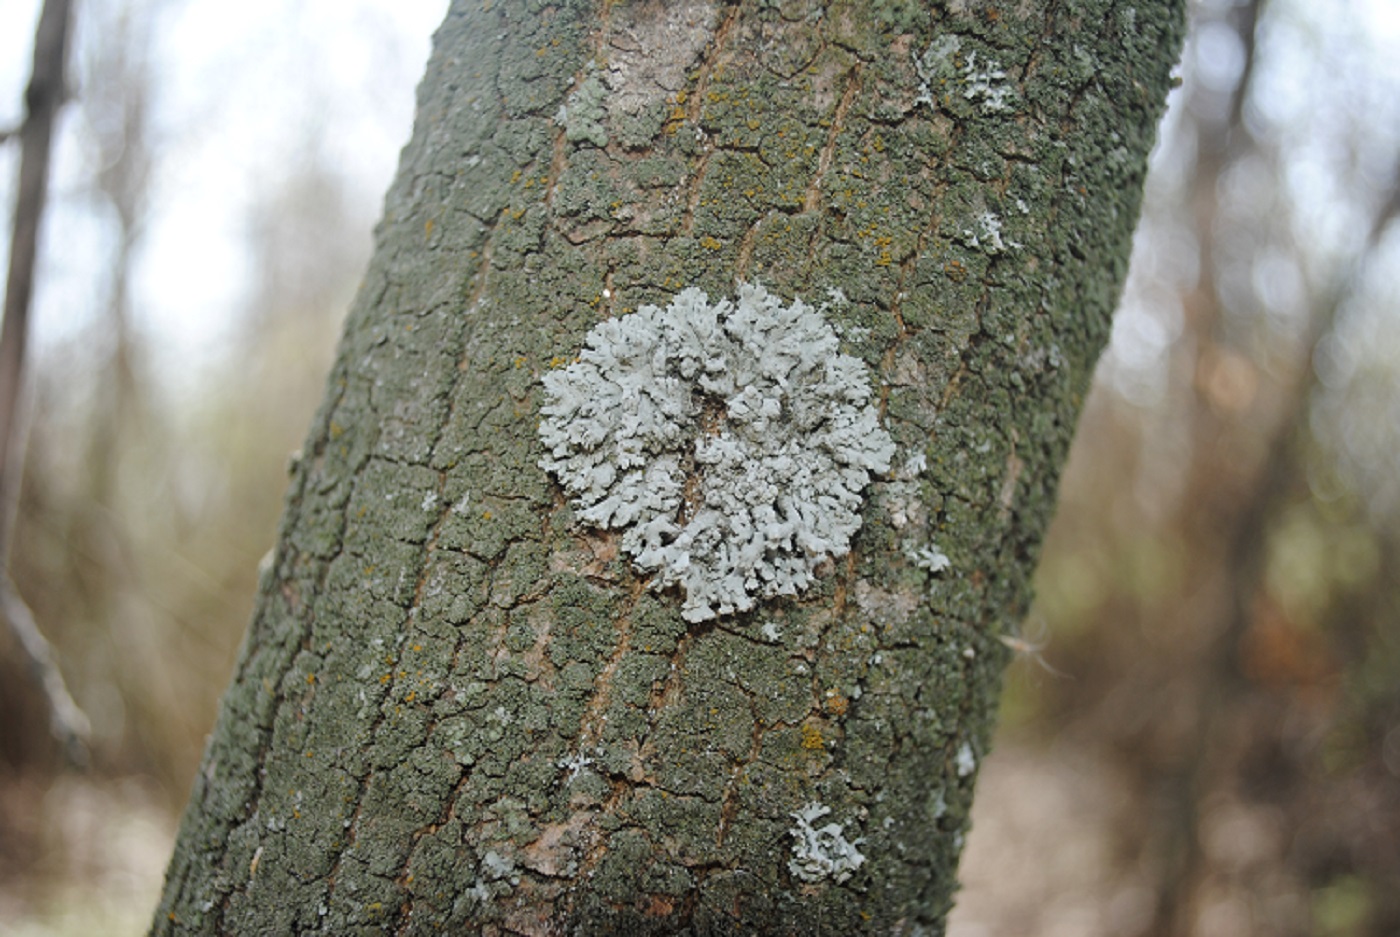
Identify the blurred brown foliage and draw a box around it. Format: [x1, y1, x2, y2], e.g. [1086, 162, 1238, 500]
[978, 1, 1400, 934]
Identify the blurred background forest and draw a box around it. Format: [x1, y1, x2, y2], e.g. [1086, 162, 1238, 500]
[1, 0, 1397, 934]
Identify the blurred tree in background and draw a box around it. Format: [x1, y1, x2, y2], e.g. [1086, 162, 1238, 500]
[1, 0, 1398, 933]
[0, 0, 409, 928]
[5, 1, 366, 789]
[954, 1, 1400, 934]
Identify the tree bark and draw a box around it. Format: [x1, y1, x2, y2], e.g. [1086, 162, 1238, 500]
[153, 1, 1183, 933]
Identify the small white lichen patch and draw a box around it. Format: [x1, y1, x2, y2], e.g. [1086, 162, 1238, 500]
[833, 321, 870, 341]
[955, 741, 978, 778]
[899, 451, 927, 480]
[911, 544, 951, 574]
[481, 849, 520, 885]
[913, 37, 1015, 115]
[539, 282, 895, 623]
[557, 750, 594, 783]
[961, 52, 1014, 114]
[788, 803, 866, 884]
[964, 210, 1022, 255]
[882, 481, 921, 530]
[913, 35, 962, 109]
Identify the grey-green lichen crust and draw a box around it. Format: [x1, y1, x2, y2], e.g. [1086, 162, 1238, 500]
[539, 283, 895, 622]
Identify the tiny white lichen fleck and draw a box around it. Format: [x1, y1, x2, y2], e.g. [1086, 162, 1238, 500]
[911, 544, 951, 574]
[557, 750, 594, 783]
[975, 212, 1006, 252]
[961, 52, 1014, 114]
[538, 282, 896, 623]
[899, 451, 927, 479]
[834, 321, 870, 341]
[955, 741, 977, 778]
[964, 211, 1022, 255]
[788, 803, 866, 884]
[481, 849, 519, 885]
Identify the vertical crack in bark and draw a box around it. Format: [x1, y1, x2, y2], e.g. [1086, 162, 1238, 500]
[732, 214, 762, 279]
[574, 582, 644, 754]
[803, 63, 862, 214]
[678, 3, 740, 235]
[681, 145, 715, 236]
[542, 112, 571, 214]
[715, 688, 764, 848]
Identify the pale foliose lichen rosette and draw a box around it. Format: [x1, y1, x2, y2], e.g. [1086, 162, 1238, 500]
[538, 283, 895, 623]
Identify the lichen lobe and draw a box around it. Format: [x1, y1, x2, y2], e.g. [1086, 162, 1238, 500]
[539, 282, 894, 622]
[788, 802, 866, 884]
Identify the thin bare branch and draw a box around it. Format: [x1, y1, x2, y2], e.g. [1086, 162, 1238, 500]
[1, 0, 89, 766]
[2, 578, 90, 766]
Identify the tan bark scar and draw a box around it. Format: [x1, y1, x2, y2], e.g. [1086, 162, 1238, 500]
[603, 0, 718, 117]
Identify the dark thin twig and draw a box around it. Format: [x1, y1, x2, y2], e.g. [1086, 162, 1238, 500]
[3, 577, 89, 766]
[1, 0, 90, 767]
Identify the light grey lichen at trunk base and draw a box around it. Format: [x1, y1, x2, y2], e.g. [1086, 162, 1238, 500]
[151, 0, 1186, 934]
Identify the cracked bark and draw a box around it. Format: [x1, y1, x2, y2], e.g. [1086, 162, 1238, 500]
[152, 1, 1184, 933]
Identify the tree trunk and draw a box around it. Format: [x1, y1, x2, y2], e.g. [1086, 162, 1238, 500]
[153, 1, 1183, 933]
